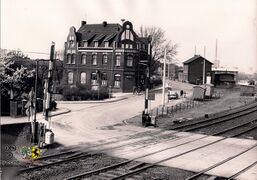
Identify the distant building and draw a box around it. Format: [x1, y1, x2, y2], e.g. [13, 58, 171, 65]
[177, 67, 184, 82]
[63, 21, 151, 92]
[183, 55, 213, 84]
[166, 63, 176, 80]
[212, 67, 238, 87]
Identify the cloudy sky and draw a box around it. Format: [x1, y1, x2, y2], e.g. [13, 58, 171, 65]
[1, 0, 256, 73]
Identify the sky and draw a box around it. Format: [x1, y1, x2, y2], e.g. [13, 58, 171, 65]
[1, 0, 257, 73]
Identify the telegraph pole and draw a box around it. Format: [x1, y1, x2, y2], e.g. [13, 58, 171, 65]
[144, 39, 151, 114]
[162, 48, 167, 107]
[109, 41, 116, 98]
[203, 46, 206, 84]
[32, 60, 39, 143]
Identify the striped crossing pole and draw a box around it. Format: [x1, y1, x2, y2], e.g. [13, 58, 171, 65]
[44, 42, 55, 129]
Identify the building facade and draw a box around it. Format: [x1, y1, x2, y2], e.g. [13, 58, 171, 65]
[183, 55, 213, 84]
[63, 21, 151, 92]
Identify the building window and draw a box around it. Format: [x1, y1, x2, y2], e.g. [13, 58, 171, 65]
[115, 55, 121, 66]
[127, 55, 133, 67]
[69, 36, 74, 41]
[80, 72, 86, 84]
[114, 74, 121, 88]
[102, 54, 108, 64]
[81, 54, 87, 64]
[67, 54, 71, 64]
[104, 41, 109, 47]
[101, 73, 107, 86]
[125, 44, 129, 49]
[71, 54, 76, 64]
[91, 72, 97, 85]
[121, 30, 134, 41]
[94, 42, 98, 47]
[125, 30, 130, 39]
[69, 40, 75, 47]
[68, 72, 73, 84]
[83, 41, 88, 47]
[92, 54, 97, 65]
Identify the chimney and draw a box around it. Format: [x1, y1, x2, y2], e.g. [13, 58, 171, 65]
[103, 21, 107, 27]
[121, 19, 125, 25]
[81, 21, 87, 26]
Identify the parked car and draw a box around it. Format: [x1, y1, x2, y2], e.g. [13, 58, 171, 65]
[168, 91, 179, 100]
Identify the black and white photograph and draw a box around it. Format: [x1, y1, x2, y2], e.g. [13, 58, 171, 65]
[1, 0, 257, 179]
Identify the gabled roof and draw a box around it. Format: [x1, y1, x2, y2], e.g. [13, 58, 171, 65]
[104, 33, 117, 41]
[93, 34, 106, 41]
[183, 55, 213, 65]
[78, 23, 122, 42]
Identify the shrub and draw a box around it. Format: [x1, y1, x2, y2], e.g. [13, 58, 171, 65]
[61, 85, 109, 101]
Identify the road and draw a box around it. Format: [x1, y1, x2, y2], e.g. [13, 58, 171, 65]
[51, 92, 166, 146]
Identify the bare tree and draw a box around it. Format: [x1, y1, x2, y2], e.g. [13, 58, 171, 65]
[138, 26, 178, 74]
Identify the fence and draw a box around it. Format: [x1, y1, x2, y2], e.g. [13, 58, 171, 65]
[149, 99, 211, 118]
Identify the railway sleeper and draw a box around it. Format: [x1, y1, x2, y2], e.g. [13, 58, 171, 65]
[99, 172, 119, 178]
[107, 170, 128, 176]
[128, 175, 144, 179]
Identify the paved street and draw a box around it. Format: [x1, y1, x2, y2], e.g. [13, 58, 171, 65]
[49, 81, 193, 146]
[51, 92, 165, 146]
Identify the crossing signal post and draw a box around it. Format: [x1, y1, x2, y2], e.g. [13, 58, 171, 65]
[142, 36, 153, 127]
[43, 42, 55, 145]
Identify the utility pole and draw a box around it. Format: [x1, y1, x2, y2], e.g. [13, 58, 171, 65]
[214, 39, 219, 68]
[32, 60, 38, 144]
[109, 41, 116, 98]
[203, 46, 206, 84]
[162, 48, 167, 107]
[144, 41, 151, 114]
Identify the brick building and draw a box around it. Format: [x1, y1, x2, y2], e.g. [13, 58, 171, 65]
[183, 55, 213, 84]
[63, 21, 151, 92]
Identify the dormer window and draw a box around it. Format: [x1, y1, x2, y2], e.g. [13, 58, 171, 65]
[104, 41, 109, 47]
[83, 41, 88, 47]
[94, 42, 98, 47]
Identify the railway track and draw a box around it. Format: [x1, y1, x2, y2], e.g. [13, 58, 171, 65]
[17, 102, 257, 179]
[64, 118, 257, 180]
[169, 101, 257, 132]
[16, 130, 178, 175]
